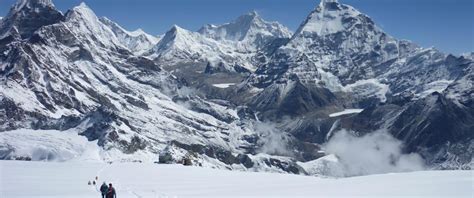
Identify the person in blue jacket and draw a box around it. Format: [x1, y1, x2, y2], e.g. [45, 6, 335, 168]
[100, 182, 108, 198]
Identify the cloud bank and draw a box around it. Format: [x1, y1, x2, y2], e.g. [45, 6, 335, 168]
[324, 130, 425, 177]
[254, 121, 292, 157]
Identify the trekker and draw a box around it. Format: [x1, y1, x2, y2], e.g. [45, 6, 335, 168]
[106, 183, 116, 198]
[100, 182, 108, 198]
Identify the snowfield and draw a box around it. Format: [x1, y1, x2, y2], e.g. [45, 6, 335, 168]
[0, 161, 472, 198]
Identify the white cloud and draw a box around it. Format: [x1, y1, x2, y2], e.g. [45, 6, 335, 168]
[324, 129, 425, 177]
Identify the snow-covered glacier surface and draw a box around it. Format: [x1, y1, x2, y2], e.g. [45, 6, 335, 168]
[0, 160, 471, 198]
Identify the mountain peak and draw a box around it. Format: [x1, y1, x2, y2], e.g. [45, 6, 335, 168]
[320, 0, 338, 6]
[198, 11, 291, 42]
[1, 0, 62, 39]
[165, 25, 197, 44]
[12, 0, 55, 11]
[64, 1, 122, 49]
[294, 0, 365, 36]
[67, 2, 98, 23]
[160, 24, 191, 42]
[170, 24, 187, 33]
[71, 2, 95, 14]
[131, 28, 145, 35]
[234, 10, 262, 26]
[240, 10, 259, 20]
[171, 24, 180, 30]
[77, 2, 89, 9]
[248, 10, 259, 17]
[99, 16, 159, 54]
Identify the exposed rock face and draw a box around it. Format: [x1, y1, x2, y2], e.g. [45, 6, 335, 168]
[250, 77, 338, 118]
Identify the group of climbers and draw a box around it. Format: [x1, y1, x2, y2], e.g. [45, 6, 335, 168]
[88, 176, 116, 198]
[100, 182, 116, 198]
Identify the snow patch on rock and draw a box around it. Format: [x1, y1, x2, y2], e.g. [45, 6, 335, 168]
[212, 83, 236, 88]
[343, 79, 390, 102]
[329, 109, 363, 117]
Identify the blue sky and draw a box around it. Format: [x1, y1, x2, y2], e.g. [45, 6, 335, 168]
[1, 0, 473, 54]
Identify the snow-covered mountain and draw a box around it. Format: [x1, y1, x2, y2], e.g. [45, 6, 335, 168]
[240, 0, 473, 169]
[0, 0, 63, 39]
[0, 0, 472, 175]
[252, 0, 468, 99]
[240, 0, 470, 113]
[146, 11, 292, 72]
[147, 25, 239, 68]
[0, 0, 315, 174]
[100, 17, 160, 55]
[462, 52, 474, 61]
[198, 11, 292, 49]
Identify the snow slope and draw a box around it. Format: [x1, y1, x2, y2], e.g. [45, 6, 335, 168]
[0, 161, 472, 198]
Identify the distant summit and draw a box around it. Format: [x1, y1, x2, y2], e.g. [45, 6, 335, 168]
[0, 0, 63, 39]
[147, 11, 292, 72]
[198, 11, 292, 43]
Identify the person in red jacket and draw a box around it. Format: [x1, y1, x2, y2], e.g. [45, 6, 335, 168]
[106, 183, 116, 198]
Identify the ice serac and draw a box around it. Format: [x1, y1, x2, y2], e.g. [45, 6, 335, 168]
[0, 0, 63, 39]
